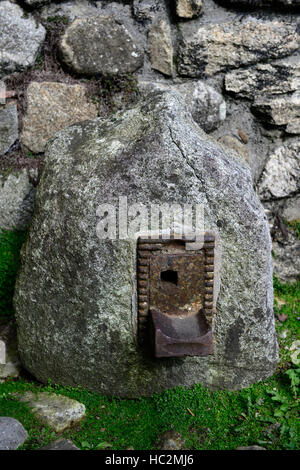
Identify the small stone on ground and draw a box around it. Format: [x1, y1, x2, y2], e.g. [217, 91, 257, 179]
[39, 439, 80, 450]
[17, 392, 86, 433]
[0, 417, 28, 450]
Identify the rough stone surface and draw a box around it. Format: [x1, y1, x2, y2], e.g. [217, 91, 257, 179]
[156, 431, 185, 450]
[133, 0, 164, 22]
[172, 81, 225, 132]
[218, 135, 249, 163]
[0, 169, 35, 230]
[40, 0, 102, 21]
[59, 15, 144, 76]
[0, 103, 18, 155]
[39, 439, 80, 450]
[139, 80, 226, 132]
[148, 20, 173, 77]
[17, 392, 86, 433]
[0, 1, 46, 77]
[14, 90, 278, 398]
[282, 194, 300, 222]
[257, 142, 300, 201]
[41, 1, 134, 25]
[0, 417, 28, 450]
[219, 0, 299, 6]
[210, 98, 271, 184]
[176, 0, 202, 19]
[252, 92, 300, 134]
[21, 81, 98, 154]
[177, 20, 299, 77]
[272, 237, 300, 283]
[263, 197, 300, 283]
[225, 58, 300, 99]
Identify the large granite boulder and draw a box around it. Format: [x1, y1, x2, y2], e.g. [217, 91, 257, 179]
[14, 90, 278, 398]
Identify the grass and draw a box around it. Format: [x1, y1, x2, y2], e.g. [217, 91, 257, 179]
[0, 230, 299, 450]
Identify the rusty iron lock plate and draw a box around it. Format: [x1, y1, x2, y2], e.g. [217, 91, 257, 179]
[137, 235, 215, 358]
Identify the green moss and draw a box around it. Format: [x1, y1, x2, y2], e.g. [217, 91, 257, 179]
[88, 74, 139, 115]
[26, 151, 39, 159]
[0, 229, 27, 319]
[45, 16, 70, 25]
[0, 368, 298, 450]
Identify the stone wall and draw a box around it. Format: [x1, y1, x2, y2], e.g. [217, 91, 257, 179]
[0, 0, 299, 279]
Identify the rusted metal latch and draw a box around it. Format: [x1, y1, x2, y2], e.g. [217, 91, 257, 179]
[137, 234, 215, 358]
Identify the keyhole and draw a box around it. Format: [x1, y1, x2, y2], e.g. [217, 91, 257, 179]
[161, 270, 178, 285]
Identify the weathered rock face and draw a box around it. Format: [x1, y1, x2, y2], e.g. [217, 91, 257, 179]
[0, 1, 46, 77]
[0, 170, 35, 230]
[257, 142, 300, 201]
[0, 103, 18, 155]
[14, 91, 278, 398]
[252, 93, 300, 134]
[176, 0, 203, 19]
[218, 135, 249, 163]
[177, 20, 299, 77]
[138, 80, 226, 132]
[225, 58, 300, 99]
[59, 15, 144, 76]
[40, 0, 103, 21]
[225, 56, 300, 134]
[210, 98, 269, 183]
[148, 19, 173, 76]
[133, 0, 164, 22]
[21, 82, 98, 154]
[258, 141, 300, 284]
[41, 1, 135, 25]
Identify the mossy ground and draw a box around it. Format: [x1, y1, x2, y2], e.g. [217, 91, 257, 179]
[0, 229, 299, 450]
